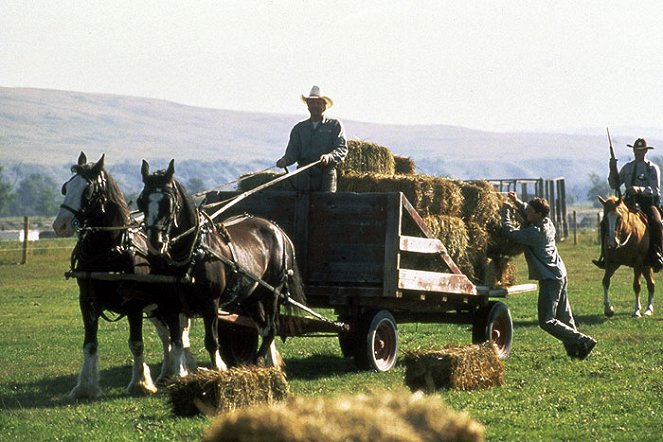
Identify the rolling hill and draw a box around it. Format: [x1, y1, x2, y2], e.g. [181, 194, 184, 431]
[1, 87, 660, 201]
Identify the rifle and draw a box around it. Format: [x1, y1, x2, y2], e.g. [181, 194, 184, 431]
[607, 127, 622, 198]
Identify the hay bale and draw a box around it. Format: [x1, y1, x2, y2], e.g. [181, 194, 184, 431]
[459, 180, 502, 227]
[236, 171, 292, 192]
[202, 389, 485, 442]
[394, 155, 416, 175]
[339, 139, 396, 176]
[338, 173, 462, 217]
[403, 342, 504, 393]
[168, 367, 289, 417]
[401, 215, 469, 273]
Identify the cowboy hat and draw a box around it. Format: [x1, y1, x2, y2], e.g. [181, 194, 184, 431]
[301, 85, 333, 108]
[627, 138, 654, 150]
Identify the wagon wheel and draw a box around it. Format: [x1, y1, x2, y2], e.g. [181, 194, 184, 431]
[354, 309, 399, 372]
[218, 322, 259, 367]
[472, 301, 513, 359]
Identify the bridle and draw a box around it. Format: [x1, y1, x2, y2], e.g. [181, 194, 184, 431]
[138, 182, 202, 267]
[138, 183, 182, 239]
[60, 168, 108, 230]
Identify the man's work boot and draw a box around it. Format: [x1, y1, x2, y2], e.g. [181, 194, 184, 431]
[592, 258, 605, 269]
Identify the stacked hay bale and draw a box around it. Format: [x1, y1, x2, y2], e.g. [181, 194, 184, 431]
[202, 389, 485, 442]
[403, 342, 505, 393]
[338, 139, 523, 286]
[168, 367, 289, 417]
[232, 138, 523, 285]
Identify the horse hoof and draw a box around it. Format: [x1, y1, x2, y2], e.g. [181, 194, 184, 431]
[604, 305, 615, 317]
[127, 382, 158, 396]
[644, 307, 654, 316]
[632, 310, 642, 318]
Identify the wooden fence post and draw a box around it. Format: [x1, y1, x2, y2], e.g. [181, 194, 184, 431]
[21, 216, 29, 265]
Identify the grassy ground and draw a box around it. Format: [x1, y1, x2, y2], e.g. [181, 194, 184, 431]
[0, 233, 661, 441]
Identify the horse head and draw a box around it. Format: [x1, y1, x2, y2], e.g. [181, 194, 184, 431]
[597, 194, 634, 250]
[53, 152, 113, 237]
[138, 159, 196, 260]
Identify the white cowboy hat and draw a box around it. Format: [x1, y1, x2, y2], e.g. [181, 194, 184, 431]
[300, 85, 333, 108]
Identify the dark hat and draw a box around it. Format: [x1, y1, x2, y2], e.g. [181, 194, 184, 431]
[627, 138, 654, 150]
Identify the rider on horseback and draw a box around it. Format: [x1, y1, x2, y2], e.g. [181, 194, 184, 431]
[594, 138, 663, 271]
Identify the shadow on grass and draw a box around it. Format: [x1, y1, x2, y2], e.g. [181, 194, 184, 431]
[285, 354, 357, 380]
[0, 364, 166, 410]
[513, 313, 619, 329]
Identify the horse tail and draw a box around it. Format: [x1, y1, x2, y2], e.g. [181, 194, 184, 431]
[280, 228, 306, 306]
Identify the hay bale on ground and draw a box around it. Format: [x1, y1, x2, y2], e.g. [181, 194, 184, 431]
[202, 388, 485, 442]
[403, 342, 504, 393]
[394, 155, 416, 174]
[339, 139, 396, 176]
[168, 367, 289, 417]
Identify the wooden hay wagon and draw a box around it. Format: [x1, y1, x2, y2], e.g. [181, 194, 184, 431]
[205, 190, 534, 372]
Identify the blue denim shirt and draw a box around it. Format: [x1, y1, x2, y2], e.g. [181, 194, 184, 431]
[501, 199, 567, 281]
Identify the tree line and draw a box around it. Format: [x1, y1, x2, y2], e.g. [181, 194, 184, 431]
[0, 165, 61, 216]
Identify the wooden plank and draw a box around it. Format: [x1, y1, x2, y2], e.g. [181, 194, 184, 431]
[475, 283, 538, 297]
[397, 268, 477, 295]
[383, 193, 400, 297]
[399, 235, 446, 254]
[67, 271, 190, 284]
[399, 194, 466, 276]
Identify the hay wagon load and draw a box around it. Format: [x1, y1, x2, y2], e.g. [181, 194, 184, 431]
[204, 185, 532, 372]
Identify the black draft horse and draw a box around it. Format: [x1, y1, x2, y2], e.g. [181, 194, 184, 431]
[53, 152, 195, 399]
[138, 159, 306, 369]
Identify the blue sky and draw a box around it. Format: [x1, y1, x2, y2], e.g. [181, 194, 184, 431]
[2, 1, 662, 132]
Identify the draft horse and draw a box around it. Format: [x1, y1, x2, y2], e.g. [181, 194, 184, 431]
[597, 195, 655, 317]
[138, 159, 306, 370]
[53, 152, 194, 399]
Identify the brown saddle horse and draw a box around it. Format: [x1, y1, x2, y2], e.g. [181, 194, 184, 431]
[597, 195, 655, 317]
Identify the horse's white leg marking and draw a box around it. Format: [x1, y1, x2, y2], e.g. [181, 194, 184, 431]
[265, 341, 284, 370]
[69, 342, 102, 399]
[127, 340, 157, 395]
[211, 350, 228, 371]
[180, 315, 197, 371]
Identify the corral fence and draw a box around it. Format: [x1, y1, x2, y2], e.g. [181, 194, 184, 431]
[488, 177, 568, 241]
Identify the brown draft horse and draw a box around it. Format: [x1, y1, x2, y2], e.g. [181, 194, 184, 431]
[137, 159, 306, 370]
[597, 195, 655, 317]
[53, 153, 195, 399]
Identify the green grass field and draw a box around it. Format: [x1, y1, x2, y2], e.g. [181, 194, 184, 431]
[0, 234, 661, 441]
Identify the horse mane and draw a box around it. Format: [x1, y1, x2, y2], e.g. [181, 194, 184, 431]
[173, 178, 197, 222]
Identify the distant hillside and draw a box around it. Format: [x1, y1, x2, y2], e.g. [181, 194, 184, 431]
[1, 87, 661, 201]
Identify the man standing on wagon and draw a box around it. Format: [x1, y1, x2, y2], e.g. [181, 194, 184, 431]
[593, 138, 663, 271]
[502, 192, 597, 359]
[276, 85, 348, 192]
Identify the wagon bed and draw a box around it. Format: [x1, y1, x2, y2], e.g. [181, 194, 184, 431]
[205, 190, 533, 371]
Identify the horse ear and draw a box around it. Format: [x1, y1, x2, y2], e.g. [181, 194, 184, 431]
[78, 152, 87, 165]
[91, 154, 105, 175]
[141, 160, 150, 181]
[166, 159, 175, 180]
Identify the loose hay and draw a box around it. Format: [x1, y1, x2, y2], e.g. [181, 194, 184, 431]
[202, 388, 485, 442]
[403, 342, 504, 393]
[168, 367, 289, 417]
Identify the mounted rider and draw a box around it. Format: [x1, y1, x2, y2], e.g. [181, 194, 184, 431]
[594, 138, 663, 271]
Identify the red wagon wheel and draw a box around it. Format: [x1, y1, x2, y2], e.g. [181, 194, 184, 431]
[354, 309, 399, 372]
[472, 301, 513, 359]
